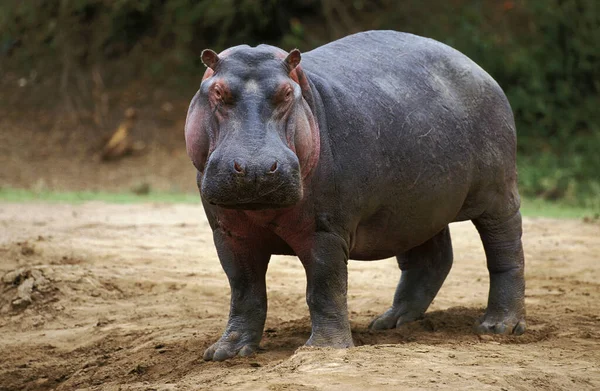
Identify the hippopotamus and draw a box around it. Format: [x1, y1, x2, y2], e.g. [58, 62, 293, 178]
[185, 30, 526, 361]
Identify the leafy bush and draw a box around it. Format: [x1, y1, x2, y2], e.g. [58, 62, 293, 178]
[0, 0, 320, 72]
[1, 0, 598, 207]
[388, 0, 600, 207]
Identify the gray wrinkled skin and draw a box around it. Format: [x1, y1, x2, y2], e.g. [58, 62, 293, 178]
[185, 31, 526, 362]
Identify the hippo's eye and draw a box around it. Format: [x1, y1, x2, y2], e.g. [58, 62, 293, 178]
[279, 87, 294, 104]
[210, 83, 232, 107]
[273, 85, 294, 107]
[214, 86, 223, 100]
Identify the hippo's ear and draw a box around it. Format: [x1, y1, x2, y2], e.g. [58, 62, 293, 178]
[284, 49, 301, 72]
[201, 49, 220, 70]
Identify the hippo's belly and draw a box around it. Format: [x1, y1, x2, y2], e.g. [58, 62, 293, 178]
[350, 222, 440, 261]
[348, 200, 463, 260]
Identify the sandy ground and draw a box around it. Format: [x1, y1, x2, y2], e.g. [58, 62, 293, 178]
[0, 202, 599, 391]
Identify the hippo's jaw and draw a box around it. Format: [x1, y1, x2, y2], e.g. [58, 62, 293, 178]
[202, 183, 303, 210]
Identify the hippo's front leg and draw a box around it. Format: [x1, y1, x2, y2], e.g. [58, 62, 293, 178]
[300, 232, 354, 348]
[203, 229, 270, 361]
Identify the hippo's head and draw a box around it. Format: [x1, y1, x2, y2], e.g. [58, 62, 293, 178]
[185, 45, 320, 210]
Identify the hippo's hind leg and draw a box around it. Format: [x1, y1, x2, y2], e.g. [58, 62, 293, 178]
[370, 226, 453, 330]
[473, 210, 526, 335]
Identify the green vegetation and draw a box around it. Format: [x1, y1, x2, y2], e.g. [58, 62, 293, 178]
[0, 188, 199, 204]
[518, 196, 597, 219]
[0, 187, 597, 219]
[1, 0, 598, 206]
[518, 154, 600, 210]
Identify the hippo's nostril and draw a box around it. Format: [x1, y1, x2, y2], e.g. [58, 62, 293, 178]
[268, 161, 278, 174]
[233, 161, 245, 175]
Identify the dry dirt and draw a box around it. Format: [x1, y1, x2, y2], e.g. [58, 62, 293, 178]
[0, 202, 599, 391]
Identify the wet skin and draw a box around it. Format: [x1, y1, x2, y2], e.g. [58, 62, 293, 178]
[185, 30, 526, 361]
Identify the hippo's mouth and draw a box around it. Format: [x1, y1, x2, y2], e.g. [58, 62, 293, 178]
[207, 201, 296, 210]
[202, 180, 303, 210]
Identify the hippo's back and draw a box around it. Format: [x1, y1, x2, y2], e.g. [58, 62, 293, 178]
[301, 31, 519, 246]
[302, 31, 513, 131]
[303, 30, 502, 103]
[304, 29, 517, 183]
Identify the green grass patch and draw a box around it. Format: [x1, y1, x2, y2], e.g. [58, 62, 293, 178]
[519, 197, 597, 219]
[0, 188, 200, 204]
[1, 187, 598, 219]
[517, 149, 600, 211]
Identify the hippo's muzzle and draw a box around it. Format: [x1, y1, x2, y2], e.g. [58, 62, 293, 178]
[200, 148, 303, 209]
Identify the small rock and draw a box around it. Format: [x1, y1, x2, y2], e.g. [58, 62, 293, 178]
[20, 244, 35, 256]
[11, 298, 31, 310]
[15, 277, 34, 302]
[96, 318, 112, 327]
[129, 364, 147, 375]
[2, 268, 27, 285]
[33, 377, 48, 386]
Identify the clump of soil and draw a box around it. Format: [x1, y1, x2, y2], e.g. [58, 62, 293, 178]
[1, 268, 55, 312]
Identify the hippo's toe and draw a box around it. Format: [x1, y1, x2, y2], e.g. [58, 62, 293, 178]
[203, 334, 260, 361]
[476, 316, 526, 335]
[369, 313, 397, 331]
[369, 307, 424, 331]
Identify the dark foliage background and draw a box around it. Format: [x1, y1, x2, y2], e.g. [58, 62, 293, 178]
[1, 0, 598, 206]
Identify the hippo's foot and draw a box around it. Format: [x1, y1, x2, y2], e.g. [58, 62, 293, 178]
[369, 307, 424, 330]
[305, 328, 354, 348]
[476, 312, 526, 335]
[203, 331, 260, 361]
